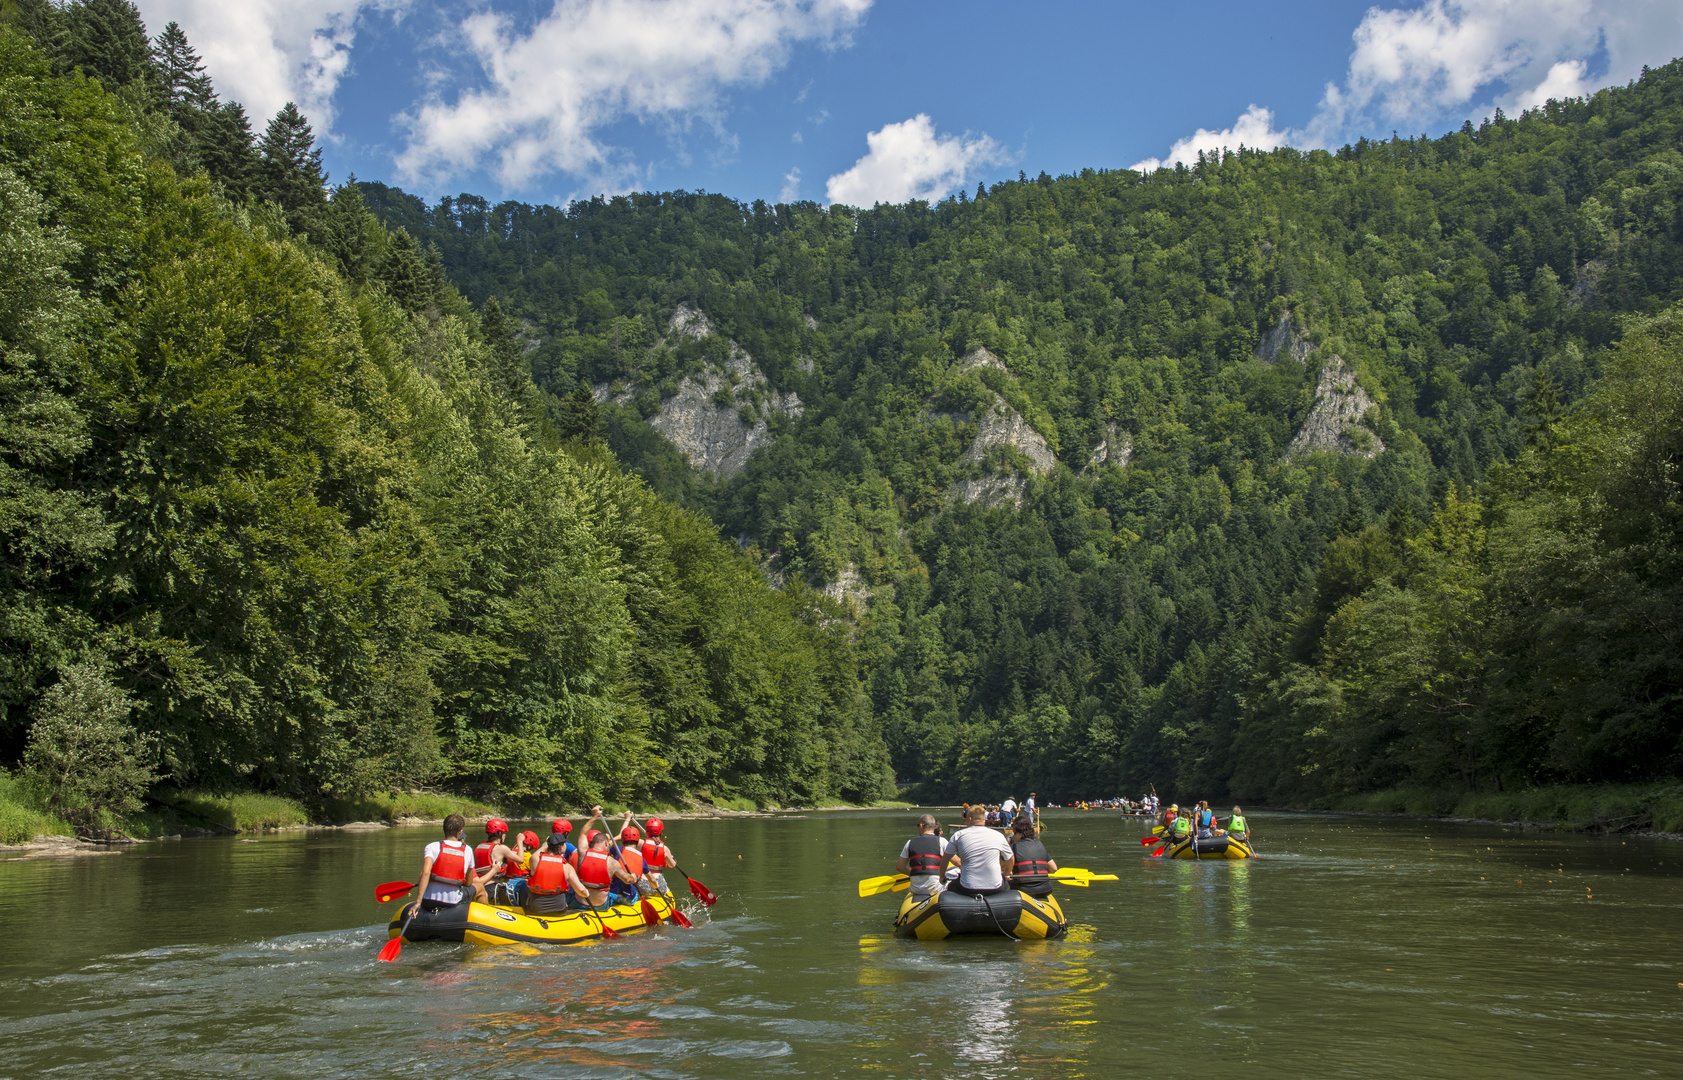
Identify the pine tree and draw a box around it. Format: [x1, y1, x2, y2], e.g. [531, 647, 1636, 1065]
[380, 228, 433, 314]
[481, 296, 526, 397]
[256, 102, 327, 234]
[560, 382, 604, 444]
[63, 0, 153, 90]
[196, 101, 259, 199]
[153, 21, 214, 115]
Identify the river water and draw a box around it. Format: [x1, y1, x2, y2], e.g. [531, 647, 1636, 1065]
[2, 809, 1680, 1079]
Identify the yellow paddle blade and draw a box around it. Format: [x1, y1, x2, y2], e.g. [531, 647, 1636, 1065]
[1048, 875, 1089, 887]
[858, 874, 909, 897]
[891, 879, 910, 892]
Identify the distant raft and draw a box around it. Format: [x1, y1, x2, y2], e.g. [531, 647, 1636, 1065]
[1159, 834, 1254, 860]
[387, 891, 681, 947]
[894, 889, 1067, 940]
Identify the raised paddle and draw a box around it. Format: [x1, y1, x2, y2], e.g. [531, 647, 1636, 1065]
[625, 810, 716, 907]
[1139, 835, 1162, 846]
[379, 902, 420, 962]
[858, 873, 908, 897]
[375, 880, 417, 903]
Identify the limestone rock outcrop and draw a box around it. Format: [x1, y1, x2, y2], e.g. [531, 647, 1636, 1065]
[946, 393, 1057, 507]
[605, 304, 803, 479]
[1287, 354, 1384, 458]
[1255, 311, 1313, 364]
[1087, 423, 1133, 470]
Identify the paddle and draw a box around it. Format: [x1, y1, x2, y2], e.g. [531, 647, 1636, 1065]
[379, 902, 419, 962]
[625, 810, 716, 907]
[858, 873, 908, 897]
[375, 880, 416, 903]
[1139, 835, 1162, 846]
[640, 899, 660, 926]
[670, 905, 695, 929]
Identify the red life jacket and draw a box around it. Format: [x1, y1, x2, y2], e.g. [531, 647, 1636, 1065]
[578, 849, 614, 890]
[474, 841, 497, 871]
[504, 850, 529, 879]
[431, 838, 471, 886]
[526, 851, 573, 895]
[640, 838, 670, 868]
[618, 846, 645, 877]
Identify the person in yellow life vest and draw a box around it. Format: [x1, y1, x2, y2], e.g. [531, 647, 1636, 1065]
[523, 832, 591, 915]
[1164, 804, 1192, 842]
[639, 818, 675, 896]
[416, 813, 497, 910]
[1227, 807, 1250, 842]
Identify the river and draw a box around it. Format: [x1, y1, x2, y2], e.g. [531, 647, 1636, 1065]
[1, 809, 1679, 1079]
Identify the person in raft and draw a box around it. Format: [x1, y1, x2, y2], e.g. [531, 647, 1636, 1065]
[1194, 800, 1221, 839]
[522, 831, 592, 914]
[1227, 807, 1250, 842]
[575, 829, 640, 909]
[1008, 815, 1058, 896]
[474, 818, 523, 899]
[941, 803, 1015, 897]
[610, 825, 648, 903]
[417, 813, 498, 910]
[503, 830, 539, 904]
[550, 818, 578, 866]
[639, 818, 675, 896]
[896, 813, 956, 902]
[1164, 804, 1191, 843]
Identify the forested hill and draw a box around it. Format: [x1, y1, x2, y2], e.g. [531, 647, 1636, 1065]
[364, 58, 1683, 804]
[0, 6, 894, 829]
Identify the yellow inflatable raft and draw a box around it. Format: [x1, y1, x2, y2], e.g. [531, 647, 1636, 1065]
[387, 891, 682, 946]
[894, 889, 1067, 940]
[1156, 834, 1253, 859]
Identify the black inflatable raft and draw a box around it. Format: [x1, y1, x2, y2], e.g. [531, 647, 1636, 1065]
[894, 889, 1067, 940]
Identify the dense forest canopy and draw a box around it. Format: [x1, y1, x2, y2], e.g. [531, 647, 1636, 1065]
[0, 3, 894, 821]
[361, 58, 1683, 804]
[2, 1, 1679, 823]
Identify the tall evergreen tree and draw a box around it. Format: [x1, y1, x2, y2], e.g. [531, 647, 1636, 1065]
[256, 101, 327, 234]
[481, 296, 528, 400]
[560, 382, 605, 445]
[63, 0, 151, 90]
[152, 20, 212, 115]
[196, 101, 258, 199]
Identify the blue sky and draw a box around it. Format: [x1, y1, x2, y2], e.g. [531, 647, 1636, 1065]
[136, 1, 1683, 208]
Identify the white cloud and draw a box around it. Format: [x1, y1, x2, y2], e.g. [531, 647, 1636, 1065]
[780, 167, 802, 202]
[396, 0, 872, 191]
[1310, 0, 1683, 140]
[1130, 104, 1293, 173]
[825, 114, 1006, 206]
[136, 1, 406, 131]
[1133, 0, 1683, 172]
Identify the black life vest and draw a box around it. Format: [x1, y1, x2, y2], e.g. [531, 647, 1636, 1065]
[905, 833, 945, 875]
[1011, 837, 1053, 888]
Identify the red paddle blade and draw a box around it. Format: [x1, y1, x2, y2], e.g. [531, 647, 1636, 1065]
[686, 877, 717, 907]
[600, 922, 619, 939]
[377, 936, 404, 962]
[1139, 836, 1161, 846]
[375, 881, 416, 903]
[671, 906, 694, 928]
[640, 900, 660, 926]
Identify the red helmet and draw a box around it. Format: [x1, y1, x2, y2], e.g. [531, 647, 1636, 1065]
[551, 818, 572, 834]
[584, 830, 604, 845]
[645, 818, 665, 836]
[521, 830, 540, 849]
[619, 825, 640, 843]
[485, 817, 509, 836]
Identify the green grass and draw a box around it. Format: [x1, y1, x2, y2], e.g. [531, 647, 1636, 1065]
[143, 788, 310, 833]
[315, 791, 499, 823]
[1323, 783, 1683, 833]
[0, 774, 72, 845]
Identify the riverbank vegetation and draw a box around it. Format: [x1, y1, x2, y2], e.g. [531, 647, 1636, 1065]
[2, 5, 1680, 837]
[0, 6, 893, 840]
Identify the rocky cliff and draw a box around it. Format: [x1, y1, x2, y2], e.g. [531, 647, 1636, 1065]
[946, 392, 1058, 508]
[1287, 353, 1384, 458]
[606, 304, 803, 479]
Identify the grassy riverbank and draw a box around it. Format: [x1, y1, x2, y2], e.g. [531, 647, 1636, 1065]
[1321, 783, 1683, 834]
[1, 778, 917, 845]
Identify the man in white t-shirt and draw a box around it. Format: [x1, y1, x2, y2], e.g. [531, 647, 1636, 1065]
[1000, 797, 1017, 816]
[942, 803, 1014, 896]
[895, 814, 953, 900]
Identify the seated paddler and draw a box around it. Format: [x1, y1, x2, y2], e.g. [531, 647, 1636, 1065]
[575, 829, 640, 909]
[942, 802, 1014, 896]
[417, 813, 497, 910]
[896, 813, 954, 902]
[523, 832, 591, 915]
[1007, 815, 1058, 896]
[1227, 806, 1249, 842]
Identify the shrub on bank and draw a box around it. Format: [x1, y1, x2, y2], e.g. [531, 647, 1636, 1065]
[0, 774, 73, 844]
[315, 791, 499, 823]
[1323, 784, 1683, 833]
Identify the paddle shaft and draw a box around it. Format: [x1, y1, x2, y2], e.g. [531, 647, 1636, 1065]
[380, 903, 420, 962]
